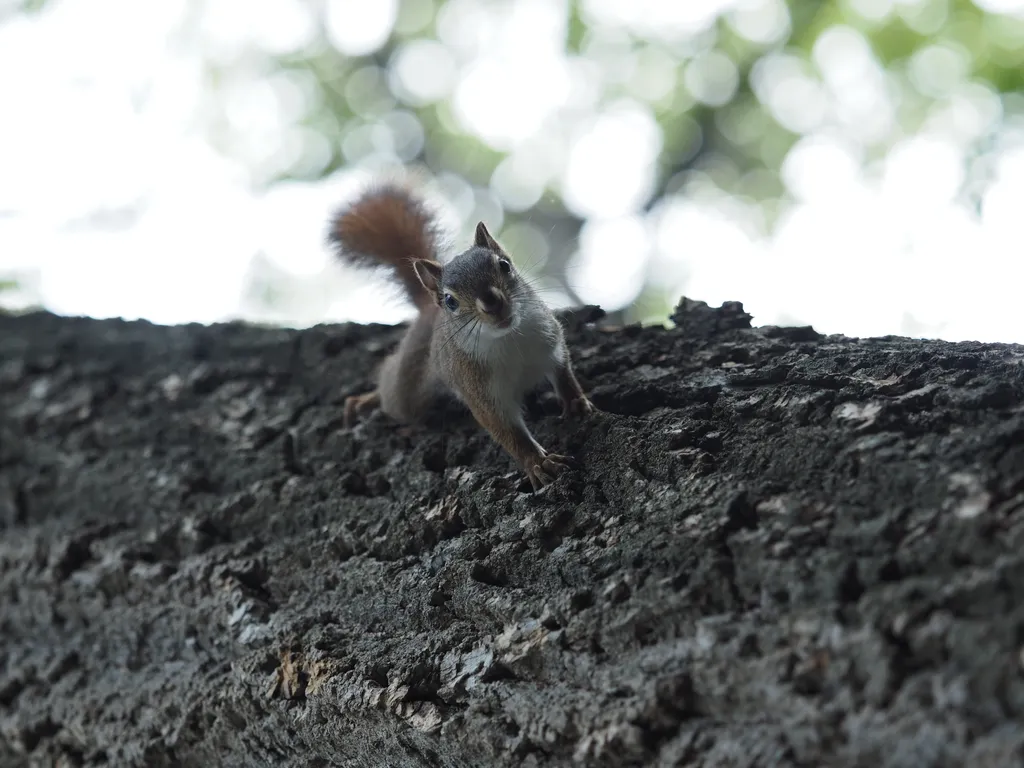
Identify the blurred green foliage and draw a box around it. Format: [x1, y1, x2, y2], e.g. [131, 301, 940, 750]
[195, 0, 1022, 322]
[255, 2, 1020, 176]
[4, 0, 1022, 325]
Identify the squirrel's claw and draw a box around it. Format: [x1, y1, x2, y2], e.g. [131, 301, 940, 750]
[525, 452, 574, 490]
[561, 396, 596, 419]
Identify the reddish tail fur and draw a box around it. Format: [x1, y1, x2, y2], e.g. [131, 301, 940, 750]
[328, 184, 440, 311]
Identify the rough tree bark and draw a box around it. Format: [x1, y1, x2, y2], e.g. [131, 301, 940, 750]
[1, 298, 1023, 768]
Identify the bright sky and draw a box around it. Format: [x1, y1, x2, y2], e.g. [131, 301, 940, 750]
[1, 0, 1023, 344]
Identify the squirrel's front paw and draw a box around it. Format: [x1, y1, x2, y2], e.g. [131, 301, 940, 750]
[561, 396, 596, 419]
[524, 452, 574, 491]
[343, 390, 381, 427]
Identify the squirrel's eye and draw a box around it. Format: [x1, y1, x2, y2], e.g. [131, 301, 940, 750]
[498, 259, 512, 274]
[444, 293, 459, 311]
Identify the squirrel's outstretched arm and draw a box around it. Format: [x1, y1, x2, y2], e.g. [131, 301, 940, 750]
[458, 372, 573, 490]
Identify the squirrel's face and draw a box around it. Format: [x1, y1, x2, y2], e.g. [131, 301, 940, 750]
[413, 222, 524, 334]
[441, 248, 520, 331]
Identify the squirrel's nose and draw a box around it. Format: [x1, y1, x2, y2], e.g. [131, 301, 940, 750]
[477, 287, 506, 315]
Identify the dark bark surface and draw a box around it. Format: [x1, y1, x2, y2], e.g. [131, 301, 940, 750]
[2, 298, 1024, 768]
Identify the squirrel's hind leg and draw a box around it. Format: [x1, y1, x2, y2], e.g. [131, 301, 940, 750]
[375, 311, 437, 423]
[344, 390, 381, 427]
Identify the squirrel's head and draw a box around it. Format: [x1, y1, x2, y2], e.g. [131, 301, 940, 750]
[413, 222, 525, 335]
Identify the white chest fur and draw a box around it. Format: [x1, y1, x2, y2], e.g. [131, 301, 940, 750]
[458, 304, 564, 416]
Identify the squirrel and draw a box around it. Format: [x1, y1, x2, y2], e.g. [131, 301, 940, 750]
[328, 181, 595, 490]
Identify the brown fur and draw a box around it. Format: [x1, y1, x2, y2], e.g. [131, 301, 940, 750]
[376, 305, 441, 422]
[328, 183, 440, 312]
[441, 347, 578, 488]
[331, 183, 594, 490]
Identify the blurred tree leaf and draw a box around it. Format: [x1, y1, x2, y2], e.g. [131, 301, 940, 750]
[134, 0, 1024, 324]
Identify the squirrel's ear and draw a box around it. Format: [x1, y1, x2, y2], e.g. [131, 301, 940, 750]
[413, 259, 443, 295]
[474, 221, 501, 252]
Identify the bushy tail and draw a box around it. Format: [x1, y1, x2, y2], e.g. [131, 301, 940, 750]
[328, 183, 441, 311]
